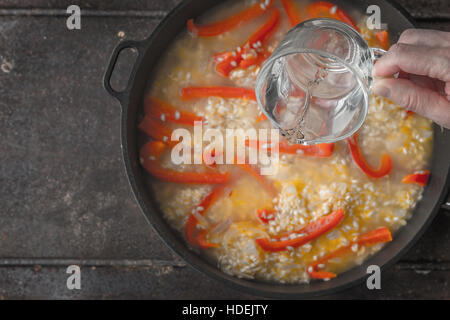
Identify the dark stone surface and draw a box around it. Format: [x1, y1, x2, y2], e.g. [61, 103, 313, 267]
[0, 16, 172, 260]
[0, 0, 449, 299]
[0, 0, 447, 19]
[0, 262, 448, 299]
[0, 0, 182, 11]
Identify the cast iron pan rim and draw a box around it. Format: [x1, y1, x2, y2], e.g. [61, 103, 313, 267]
[111, 0, 448, 298]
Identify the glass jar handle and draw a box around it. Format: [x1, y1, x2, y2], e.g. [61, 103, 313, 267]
[371, 47, 386, 60]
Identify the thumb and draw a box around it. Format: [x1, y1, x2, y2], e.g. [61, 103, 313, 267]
[372, 78, 450, 128]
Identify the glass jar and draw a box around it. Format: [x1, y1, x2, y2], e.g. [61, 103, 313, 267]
[255, 18, 385, 145]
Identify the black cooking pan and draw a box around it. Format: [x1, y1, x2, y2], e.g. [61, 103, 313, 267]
[104, 0, 450, 298]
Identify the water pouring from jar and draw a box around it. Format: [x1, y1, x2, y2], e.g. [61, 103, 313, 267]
[255, 18, 386, 145]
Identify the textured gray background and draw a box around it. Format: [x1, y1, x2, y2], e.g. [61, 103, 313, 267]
[0, 0, 449, 299]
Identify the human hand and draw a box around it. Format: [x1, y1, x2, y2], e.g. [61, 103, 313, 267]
[372, 29, 450, 128]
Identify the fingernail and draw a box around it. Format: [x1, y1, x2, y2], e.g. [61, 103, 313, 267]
[372, 81, 391, 98]
[372, 63, 383, 78]
[372, 66, 379, 78]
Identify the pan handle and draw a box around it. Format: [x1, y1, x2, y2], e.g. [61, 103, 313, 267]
[103, 40, 143, 102]
[442, 191, 450, 211]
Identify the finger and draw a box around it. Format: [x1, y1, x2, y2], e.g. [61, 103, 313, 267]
[372, 78, 450, 128]
[397, 70, 409, 79]
[373, 43, 450, 82]
[407, 74, 436, 90]
[398, 29, 450, 47]
[406, 74, 445, 93]
[399, 71, 446, 94]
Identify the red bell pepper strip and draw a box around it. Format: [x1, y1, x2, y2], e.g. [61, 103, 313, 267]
[347, 134, 392, 178]
[306, 1, 359, 31]
[256, 208, 345, 252]
[257, 208, 276, 224]
[138, 115, 177, 147]
[307, 270, 338, 279]
[256, 113, 268, 122]
[140, 141, 230, 184]
[213, 51, 232, 64]
[278, 140, 334, 157]
[405, 110, 415, 118]
[214, 49, 270, 69]
[187, 0, 274, 37]
[357, 226, 393, 246]
[144, 96, 203, 126]
[281, 0, 302, 27]
[185, 183, 231, 246]
[216, 8, 280, 77]
[402, 170, 430, 187]
[375, 30, 389, 50]
[196, 229, 220, 249]
[240, 49, 270, 69]
[246, 139, 334, 158]
[307, 227, 392, 279]
[180, 86, 256, 101]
